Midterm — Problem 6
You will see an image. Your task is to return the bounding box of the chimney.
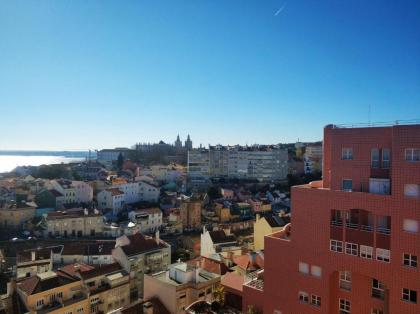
[155,230,160,245]
[31,251,36,261]
[143,301,154,314]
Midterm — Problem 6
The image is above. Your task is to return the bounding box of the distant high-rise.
[185,134,193,150]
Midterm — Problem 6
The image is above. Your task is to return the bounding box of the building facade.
[250,123,420,314]
[44,208,104,238]
[144,262,220,314]
[188,145,288,183]
[112,232,171,300]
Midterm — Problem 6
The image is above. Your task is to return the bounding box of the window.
[311,265,322,278]
[404,184,419,198]
[345,243,358,256]
[198,292,205,297]
[342,148,353,160]
[339,299,350,313]
[403,219,419,233]
[402,288,417,303]
[298,291,309,303]
[382,148,390,168]
[371,148,380,168]
[403,254,417,268]
[330,240,343,253]
[342,179,352,192]
[76,308,84,313]
[405,148,420,161]
[311,295,321,307]
[339,271,351,291]
[360,245,373,259]
[36,299,44,308]
[298,262,309,274]
[372,279,385,300]
[371,309,383,314]
[376,248,390,263]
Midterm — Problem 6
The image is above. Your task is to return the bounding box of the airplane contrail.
[274,2,287,16]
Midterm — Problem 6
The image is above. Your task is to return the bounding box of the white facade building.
[128,208,163,234]
[97,188,125,215]
[50,180,93,205]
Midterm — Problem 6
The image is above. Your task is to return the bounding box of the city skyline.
[1,0,420,150]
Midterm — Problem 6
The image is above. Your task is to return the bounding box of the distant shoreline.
[0,150,96,158]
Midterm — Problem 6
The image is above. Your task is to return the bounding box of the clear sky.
[1,0,419,150]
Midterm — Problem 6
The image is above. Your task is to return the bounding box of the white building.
[97,188,125,215]
[50,179,93,205]
[188,145,288,183]
[138,182,160,203]
[128,208,163,234]
[200,227,240,257]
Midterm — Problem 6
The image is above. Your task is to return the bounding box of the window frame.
[345,242,358,256]
[339,271,351,291]
[298,291,309,303]
[342,148,353,160]
[342,179,353,192]
[330,240,343,253]
[360,245,373,259]
[339,298,351,313]
[402,288,417,304]
[381,148,390,168]
[405,148,420,162]
[403,253,418,268]
[376,248,390,263]
[371,148,380,168]
[311,294,321,307]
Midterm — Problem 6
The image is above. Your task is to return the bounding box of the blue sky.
[0,0,419,150]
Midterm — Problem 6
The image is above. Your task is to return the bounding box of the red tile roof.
[221,272,244,294]
[120,233,168,257]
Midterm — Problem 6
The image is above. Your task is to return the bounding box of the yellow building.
[16,262,130,314]
[17,270,88,314]
[0,201,36,230]
[144,262,220,314]
[215,205,230,223]
[253,214,290,251]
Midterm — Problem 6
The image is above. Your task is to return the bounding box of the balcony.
[38,294,87,314]
[244,270,264,292]
[372,289,385,300]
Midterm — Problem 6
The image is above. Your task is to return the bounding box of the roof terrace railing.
[331,119,420,129]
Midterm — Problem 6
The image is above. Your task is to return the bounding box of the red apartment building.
[244,123,420,314]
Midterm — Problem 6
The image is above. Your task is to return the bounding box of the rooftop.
[120,233,168,257]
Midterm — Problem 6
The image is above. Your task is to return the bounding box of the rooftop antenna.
[368,104,371,125]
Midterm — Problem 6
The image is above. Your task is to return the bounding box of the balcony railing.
[372,289,385,300]
[331,220,343,227]
[376,227,391,235]
[339,281,351,291]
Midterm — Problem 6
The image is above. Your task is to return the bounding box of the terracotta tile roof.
[133,207,162,215]
[105,188,124,196]
[18,273,77,295]
[120,233,168,257]
[221,272,244,294]
[78,263,123,280]
[61,242,114,256]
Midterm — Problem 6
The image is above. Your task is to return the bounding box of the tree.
[212,285,225,306]
[117,153,124,170]
[207,186,222,200]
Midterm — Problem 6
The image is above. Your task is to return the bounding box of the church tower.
[184,134,193,150]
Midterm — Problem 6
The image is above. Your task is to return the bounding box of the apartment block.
[246,123,420,314]
[144,262,220,314]
[187,145,288,183]
[112,232,171,300]
[44,208,104,238]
